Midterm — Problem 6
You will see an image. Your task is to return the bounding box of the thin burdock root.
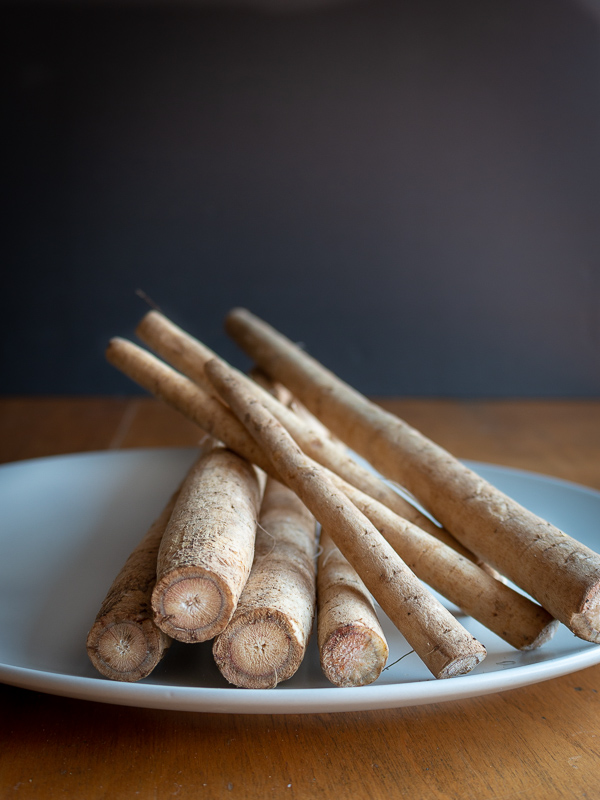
[225,308,600,642]
[205,359,487,680]
[152,445,263,643]
[213,478,317,688]
[106,338,557,651]
[338,480,558,651]
[135,310,478,563]
[317,531,389,687]
[86,490,179,681]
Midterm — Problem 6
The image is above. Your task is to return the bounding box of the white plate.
[1,447,600,714]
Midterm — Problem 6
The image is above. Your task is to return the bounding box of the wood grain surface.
[1,396,600,799]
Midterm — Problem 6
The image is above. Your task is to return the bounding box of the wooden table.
[2,396,600,799]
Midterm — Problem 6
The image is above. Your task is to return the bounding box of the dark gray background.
[3,0,600,397]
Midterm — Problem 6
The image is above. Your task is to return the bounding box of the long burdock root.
[205,359,486,680]
[317,531,389,687]
[87,491,179,681]
[152,446,263,643]
[224,308,600,642]
[337,481,559,651]
[212,478,317,688]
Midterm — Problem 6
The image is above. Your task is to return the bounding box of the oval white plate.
[1,447,599,714]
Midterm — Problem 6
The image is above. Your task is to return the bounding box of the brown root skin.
[152,446,263,643]
[224,308,600,642]
[212,478,317,688]
[204,358,486,680]
[337,481,559,652]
